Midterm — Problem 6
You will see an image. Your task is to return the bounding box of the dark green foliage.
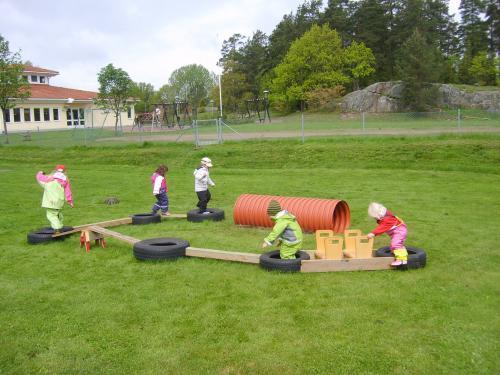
[396,29,442,111]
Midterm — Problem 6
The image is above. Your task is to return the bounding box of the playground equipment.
[233,194,350,232]
[244,93,271,123]
[27,198,425,272]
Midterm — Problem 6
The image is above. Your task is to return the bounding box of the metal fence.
[1,108,498,147]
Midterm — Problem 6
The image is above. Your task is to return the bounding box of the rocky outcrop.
[340,82,500,112]
[438,84,500,111]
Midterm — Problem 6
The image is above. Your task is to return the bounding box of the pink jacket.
[37,171,73,205]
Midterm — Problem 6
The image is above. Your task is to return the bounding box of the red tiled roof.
[22,65,59,75]
[28,84,97,101]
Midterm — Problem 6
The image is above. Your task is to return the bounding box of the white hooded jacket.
[193,166,215,192]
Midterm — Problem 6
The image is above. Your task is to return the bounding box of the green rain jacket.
[37,177,65,209]
[264,210,303,246]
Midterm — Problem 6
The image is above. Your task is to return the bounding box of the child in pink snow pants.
[367,202,408,267]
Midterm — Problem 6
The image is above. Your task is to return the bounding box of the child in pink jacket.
[36,164,73,232]
[367,202,408,267]
[151,165,169,216]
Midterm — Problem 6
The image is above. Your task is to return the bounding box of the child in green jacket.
[36,165,74,232]
[261,200,303,259]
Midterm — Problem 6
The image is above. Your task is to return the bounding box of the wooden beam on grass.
[300,257,393,273]
[87,225,140,245]
[185,247,261,264]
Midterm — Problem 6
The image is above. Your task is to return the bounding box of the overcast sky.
[1,0,462,92]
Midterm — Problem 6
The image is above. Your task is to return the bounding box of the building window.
[40,76,46,84]
[34,108,41,121]
[66,108,85,126]
[24,108,31,122]
[53,108,59,121]
[3,109,10,122]
[31,75,38,83]
[127,106,132,119]
[13,108,21,122]
[43,108,50,121]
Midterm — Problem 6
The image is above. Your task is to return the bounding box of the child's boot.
[392,248,408,268]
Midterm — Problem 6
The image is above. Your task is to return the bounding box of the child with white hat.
[193,157,215,214]
[367,202,408,267]
[36,164,74,233]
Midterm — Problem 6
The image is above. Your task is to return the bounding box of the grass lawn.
[0,134,499,374]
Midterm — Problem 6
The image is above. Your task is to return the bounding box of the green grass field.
[1,134,499,374]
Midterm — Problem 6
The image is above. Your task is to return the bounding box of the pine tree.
[396,29,442,111]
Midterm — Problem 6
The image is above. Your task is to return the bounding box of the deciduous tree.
[96,63,133,134]
[270,24,375,110]
[168,64,215,120]
[0,34,30,144]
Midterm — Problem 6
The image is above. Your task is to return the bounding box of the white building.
[1,65,135,132]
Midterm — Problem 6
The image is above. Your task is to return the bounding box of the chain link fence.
[1,108,498,147]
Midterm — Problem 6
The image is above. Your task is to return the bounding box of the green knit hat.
[267,200,281,216]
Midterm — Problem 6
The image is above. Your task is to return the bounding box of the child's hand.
[69,202,74,208]
[366,233,374,239]
[261,242,269,248]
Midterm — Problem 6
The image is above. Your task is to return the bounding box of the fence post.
[194,120,199,147]
[362,112,365,130]
[457,108,461,130]
[300,100,305,143]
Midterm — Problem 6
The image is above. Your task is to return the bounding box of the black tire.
[259,250,310,272]
[187,208,225,223]
[131,213,161,225]
[375,246,427,269]
[133,237,190,261]
[27,226,74,244]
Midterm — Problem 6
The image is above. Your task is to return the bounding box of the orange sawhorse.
[80,228,106,252]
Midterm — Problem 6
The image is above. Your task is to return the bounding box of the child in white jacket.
[193,157,215,214]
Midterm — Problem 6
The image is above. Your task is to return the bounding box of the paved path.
[98,126,500,143]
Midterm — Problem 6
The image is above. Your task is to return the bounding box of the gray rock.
[340,82,500,112]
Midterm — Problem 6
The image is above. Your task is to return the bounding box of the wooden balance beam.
[300,257,393,273]
[52,213,188,238]
[185,247,261,264]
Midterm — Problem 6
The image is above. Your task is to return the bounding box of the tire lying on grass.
[131,213,161,225]
[133,237,190,261]
[187,208,225,223]
[27,226,74,244]
[375,246,427,269]
[259,250,310,272]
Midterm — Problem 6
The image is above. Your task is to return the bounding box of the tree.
[0,34,30,144]
[270,24,375,110]
[458,0,489,82]
[469,51,497,85]
[131,82,155,113]
[267,1,323,69]
[96,64,133,134]
[485,0,500,57]
[168,64,215,120]
[321,0,356,44]
[396,29,442,111]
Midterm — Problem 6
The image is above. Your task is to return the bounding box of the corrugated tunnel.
[233,194,350,233]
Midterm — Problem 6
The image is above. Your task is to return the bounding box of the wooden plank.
[52,217,133,238]
[87,225,140,245]
[300,257,393,273]
[161,213,187,219]
[74,217,133,229]
[185,247,261,264]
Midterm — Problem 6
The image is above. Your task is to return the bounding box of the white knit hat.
[201,157,213,167]
[368,202,387,220]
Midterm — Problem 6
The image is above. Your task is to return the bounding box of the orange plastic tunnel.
[233,194,350,233]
